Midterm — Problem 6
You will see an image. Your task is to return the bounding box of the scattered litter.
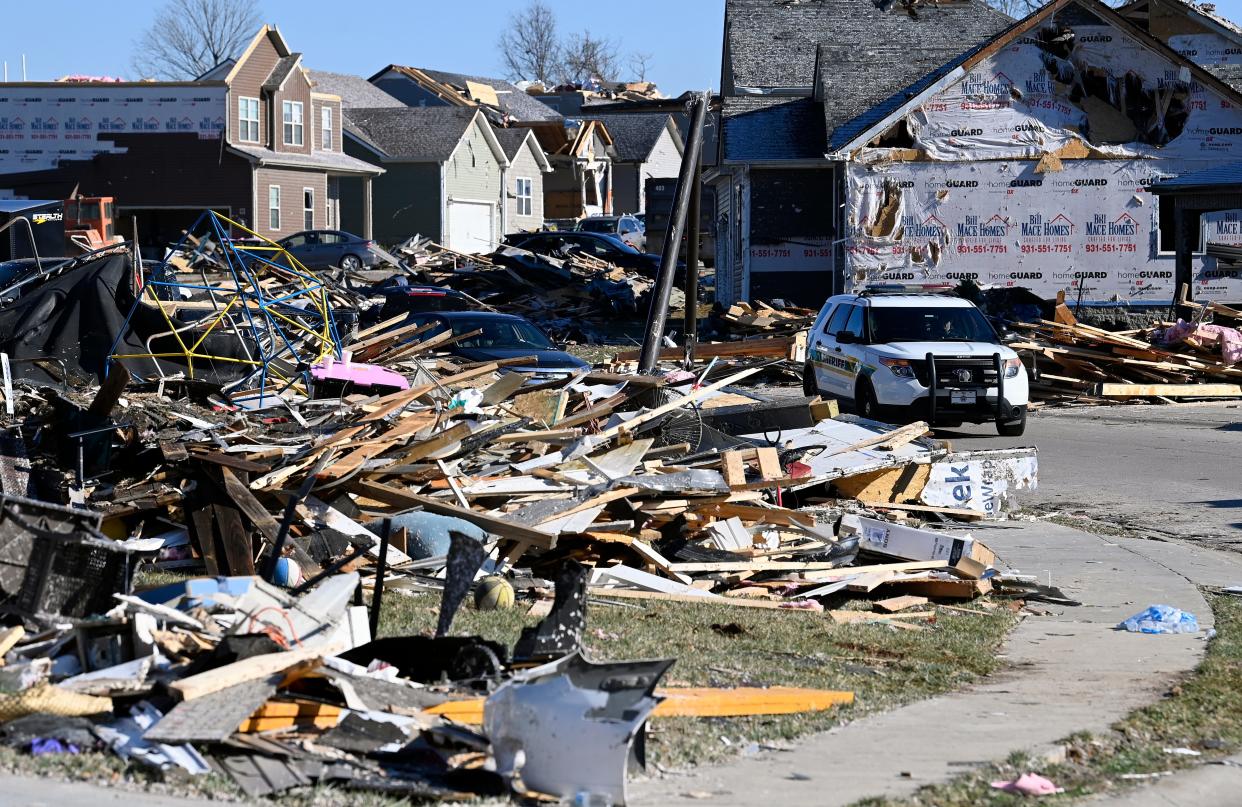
[990,773,1065,795]
[1119,605,1200,634]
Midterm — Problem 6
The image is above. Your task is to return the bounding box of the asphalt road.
[935,401,1242,548]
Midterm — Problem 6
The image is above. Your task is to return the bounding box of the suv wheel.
[802,362,818,397]
[856,378,882,421]
[997,405,1027,437]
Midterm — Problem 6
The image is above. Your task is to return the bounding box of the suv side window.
[825,304,852,336]
[844,305,866,342]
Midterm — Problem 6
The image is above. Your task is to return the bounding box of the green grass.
[855,592,1242,806]
[379,592,1015,769]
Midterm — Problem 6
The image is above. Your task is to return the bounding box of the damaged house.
[714,0,1242,307]
[584,113,684,214]
[367,65,616,221]
[0,26,382,246]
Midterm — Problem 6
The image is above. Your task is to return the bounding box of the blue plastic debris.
[1119,605,1199,634]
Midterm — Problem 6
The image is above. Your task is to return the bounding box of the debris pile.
[393,237,678,342]
[0,215,1041,803]
[1014,295,1242,403]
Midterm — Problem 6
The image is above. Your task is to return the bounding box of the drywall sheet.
[1197,209,1242,300]
[908,11,1242,162]
[845,158,1213,303]
[0,85,226,173]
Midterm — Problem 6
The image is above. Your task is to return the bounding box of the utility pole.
[638,91,709,374]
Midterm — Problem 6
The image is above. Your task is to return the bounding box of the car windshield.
[867,306,998,343]
[450,318,555,349]
[579,219,619,234]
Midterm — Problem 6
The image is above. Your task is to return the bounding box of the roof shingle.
[721,96,826,161]
[725,0,1011,90]
[344,107,477,162]
[581,113,681,162]
[306,69,405,108]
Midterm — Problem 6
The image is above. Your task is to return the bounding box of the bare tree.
[497,0,561,86]
[561,31,622,85]
[629,51,653,83]
[130,0,261,80]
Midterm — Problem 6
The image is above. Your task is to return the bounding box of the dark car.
[278,230,384,271]
[502,231,663,276]
[401,311,589,382]
[361,284,476,329]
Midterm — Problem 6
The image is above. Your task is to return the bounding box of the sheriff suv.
[803,291,1029,436]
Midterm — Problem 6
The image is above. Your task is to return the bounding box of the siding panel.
[255,166,327,239]
[228,34,280,148]
[506,143,545,231]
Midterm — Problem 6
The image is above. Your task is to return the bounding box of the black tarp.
[0,251,251,384]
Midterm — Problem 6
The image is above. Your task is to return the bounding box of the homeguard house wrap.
[713,0,1242,308]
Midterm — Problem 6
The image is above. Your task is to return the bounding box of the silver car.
[278,229,384,271]
[576,215,645,251]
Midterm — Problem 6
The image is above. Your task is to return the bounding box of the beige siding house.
[340,106,509,252]
[495,128,552,233]
[586,114,685,214]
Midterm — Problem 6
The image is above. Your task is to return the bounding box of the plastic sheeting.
[846,158,1191,303]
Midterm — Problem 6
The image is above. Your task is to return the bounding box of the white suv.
[803,292,1029,436]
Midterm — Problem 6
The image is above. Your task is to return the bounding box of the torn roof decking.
[825,0,1242,156]
[724,0,1012,91]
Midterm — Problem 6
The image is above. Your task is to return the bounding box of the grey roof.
[344,106,477,162]
[228,143,382,175]
[1148,162,1242,192]
[1202,63,1242,93]
[823,41,993,151]
[493,127,534,160]
[306,69,404,108]
[418,68,563,122]
[262,54,302,92]
[725,0,1011,90]
[581,113,680,162]
[721,96,826,161]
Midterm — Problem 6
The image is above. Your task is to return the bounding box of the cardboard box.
[846,516,995,575]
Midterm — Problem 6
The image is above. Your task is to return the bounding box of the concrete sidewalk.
[630,522,1242,806]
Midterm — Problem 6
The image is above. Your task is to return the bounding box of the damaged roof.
[581,113,682,162]
[344,107,479,162]
[1148,160,1242,192]
[724,0,1012,90]
[306,70,405,108]
[722,96,827,161]
[374,65,562,123]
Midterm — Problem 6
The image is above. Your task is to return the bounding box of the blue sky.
[0,0,725,93]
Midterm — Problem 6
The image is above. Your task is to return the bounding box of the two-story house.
[0,26,381,249]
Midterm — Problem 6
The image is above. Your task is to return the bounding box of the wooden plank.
[693,502,816,528]
[599,367,763,439]
[214,503,254,576]
[348,480,557,549]
[535,487,638,525]
[721,451,747,488]
[875,595,929,613]
[424,686,854,724]
[218,467,281,541]
[628,538,692,584]
[172,641,348,701]
[1094,383,1242,398]
[380,421,473,468]
[871,502,984,521]
[669,559,949,574]
[756,447,782,480]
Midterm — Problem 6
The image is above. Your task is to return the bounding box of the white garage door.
[447,201,494,254]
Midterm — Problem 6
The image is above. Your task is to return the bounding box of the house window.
[516,177,533,217]
[321,106,332,150]
[283,100,304,146]
[303,188,314,230]
[238,96,259,143]
[268,185,280,231]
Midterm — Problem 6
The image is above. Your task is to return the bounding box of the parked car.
[277,230,384,271]
[400,311,589,383]
[361,283,476,329]
[501,231,668,277]
[576,214,645,250]
[803,290,1030,435]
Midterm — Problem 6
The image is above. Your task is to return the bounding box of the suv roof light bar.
[856,282,958,297]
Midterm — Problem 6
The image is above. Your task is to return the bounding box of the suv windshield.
[578,219,619,234]
[450,317,555,349]
[868,306,998,344]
